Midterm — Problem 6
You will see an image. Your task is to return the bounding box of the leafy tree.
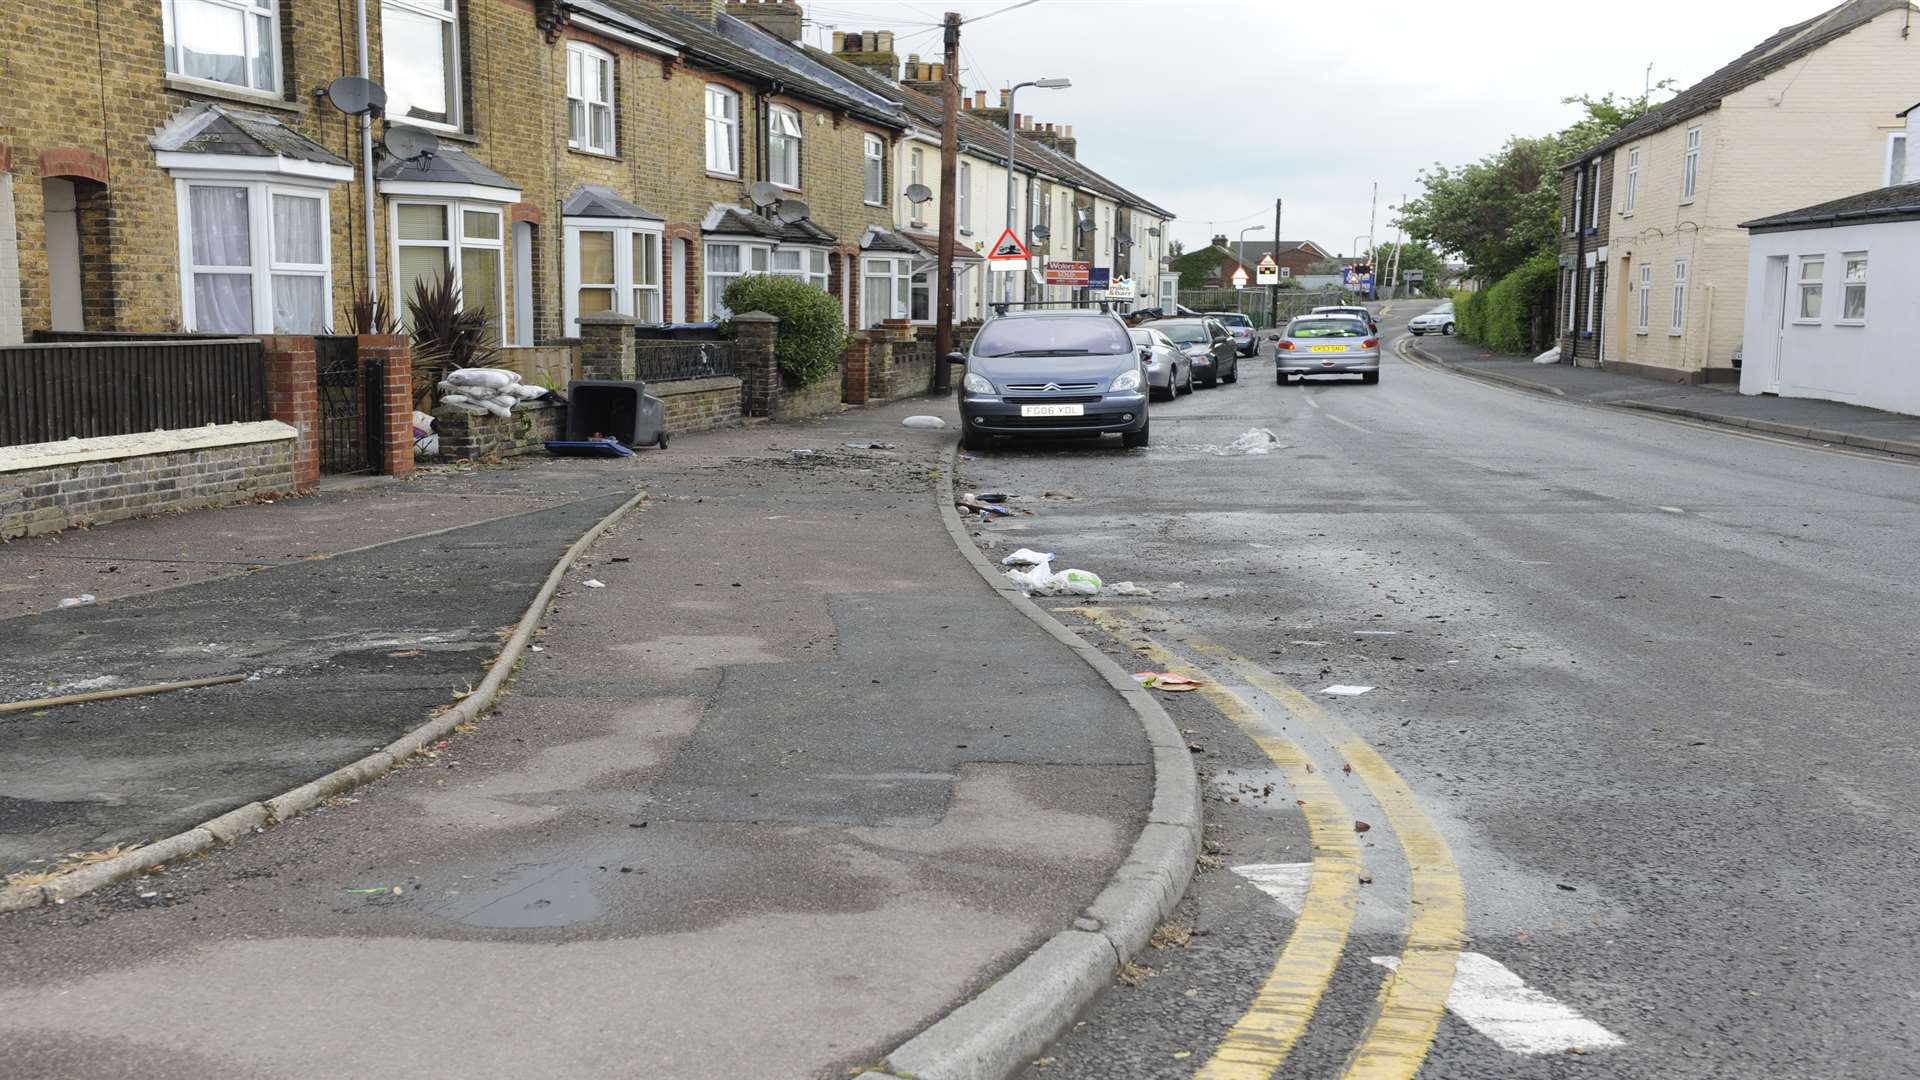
[1396,89,1668,281]
[1170,245,1225,284]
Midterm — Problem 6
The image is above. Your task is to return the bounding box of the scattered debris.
[1135,672,1201,693]
[1004,559,1101,596]
[1321,684,1375,696]
[1354,820,1372,833]
[1105,581,1153,596]
[999,548,1056,567]
[975,492,1017,503]
[57,594,97,608]
[1191,428,1283,456]
[845,441,897,450]
[582,579,607,589]
[902,415,946,429]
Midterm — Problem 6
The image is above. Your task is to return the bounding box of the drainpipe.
[1701,284,1715,384]
[357,0,377,300]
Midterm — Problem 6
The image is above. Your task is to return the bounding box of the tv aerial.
[381,124,439,164]
[748,181,783,208]
[904,183,933,206]
[319,75,387,117]
[775,199,811,224]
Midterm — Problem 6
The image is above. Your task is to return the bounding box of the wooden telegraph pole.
[1268,197,1282,329]
[933,11,961,394]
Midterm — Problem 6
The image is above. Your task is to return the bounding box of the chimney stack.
[658,0,726,26]
[833,25,900,78]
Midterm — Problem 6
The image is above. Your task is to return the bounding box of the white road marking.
[1234,864,1626,1056]
[1324,412,1375,434]
[1304,395,1321,410]
[1372,954,1625,1055]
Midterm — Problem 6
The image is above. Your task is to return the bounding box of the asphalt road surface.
[956,303,1920,1079]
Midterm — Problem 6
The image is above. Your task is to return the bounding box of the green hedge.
[719,275,849,386]
[1453,251,1557,355]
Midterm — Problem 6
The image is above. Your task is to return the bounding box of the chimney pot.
[877,30,893,51]
[974,90,986,108]
[999,88,1010,106]
[906,52,920,65]
[831,30,845,50]
[1064,124,1073,138]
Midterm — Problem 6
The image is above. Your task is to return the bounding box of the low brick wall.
[657,376,742,434]
[772,372,844,422]
[432,402,565,461]
[1,421,297,539]
[879,336,935,402]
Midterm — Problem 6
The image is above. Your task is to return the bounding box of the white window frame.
[566,42,615,156]
[1623,148,1639,215]
[1636,263,1650,334]
[909,264,935,324]
[860,255,911,328]
[771,245,830,293]
[958,161,972,231]
[1587,164,1601,231]
[704,84,740,176]
[1795,255,1825,324]
[1839,251,1867,325]
[389,199,506,338]
[1888,133,1909,187]
[1682,126,1701,203]
[768,104,802,189]
[1571,169,1583,236]
[174,177,334,334]
[162,0,281,95]
[1565,270,1577,332]
[1670,258,1688,336]
[1583,268,1597,334]
[703,240,770,321]
[562,218,665,335]
[382,0,463,133]
[863,134,885,206]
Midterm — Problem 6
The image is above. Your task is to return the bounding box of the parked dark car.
[955,308,1152,450]
[1145,317,1238,388]
[1204,311,1259,356]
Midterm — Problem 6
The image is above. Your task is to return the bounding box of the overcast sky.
[795,0,1825,256]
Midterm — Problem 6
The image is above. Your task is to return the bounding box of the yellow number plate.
[1309,345,1348,353]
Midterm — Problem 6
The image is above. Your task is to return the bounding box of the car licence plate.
[1020,403,1085,418]
[1309,345,1348,353]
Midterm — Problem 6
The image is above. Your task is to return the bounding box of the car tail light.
[1277,340,1294,350]
[1363,338,1378,348]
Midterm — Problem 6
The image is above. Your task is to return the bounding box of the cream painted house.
[1593,0,1919,382]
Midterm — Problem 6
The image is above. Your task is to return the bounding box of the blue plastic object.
[544,438,636,457]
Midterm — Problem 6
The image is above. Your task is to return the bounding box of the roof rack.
[987,299,1129,316]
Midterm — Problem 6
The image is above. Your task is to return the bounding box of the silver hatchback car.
[1275,315,1381,384]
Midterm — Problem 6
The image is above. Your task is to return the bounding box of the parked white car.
[1408,303,1455,336]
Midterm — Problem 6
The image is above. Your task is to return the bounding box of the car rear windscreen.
[1154,323,1209,344]
[1289,319,1368,338]
[973,316,1132,357]
[1214,314,1251,326]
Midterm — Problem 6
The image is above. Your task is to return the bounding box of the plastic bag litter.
[1055,569,1102,595]
[1000,548,1056,567]
[1002,559,1101,596]
[1106,581,1152,596]
[1197,428,1282,456]
[58,594,97,608]
[1533,345,1562,365]
[415,433,441,456]
[902,415,947,429]
[1134,671,1199,692]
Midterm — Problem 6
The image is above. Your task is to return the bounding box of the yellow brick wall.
[1605,8,1919,374]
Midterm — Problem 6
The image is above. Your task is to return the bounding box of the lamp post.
[1003,77,1071,304]
[1237,225,1266,274]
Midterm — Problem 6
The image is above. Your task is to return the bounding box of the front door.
[1763,256,1790,393]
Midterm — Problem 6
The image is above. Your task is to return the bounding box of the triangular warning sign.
[987,227,1031,261]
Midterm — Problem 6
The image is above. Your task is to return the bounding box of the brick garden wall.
[1,427,296,539]
[658,376,743,433]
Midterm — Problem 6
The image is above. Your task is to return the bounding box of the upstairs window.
[1888,133,1908,186]
[1587,164,1600,230]
[1571,169,1584,236]
[566,44,615,155]
[768,105,802,188]
[1636,263,1650,333]
[958,161,972,230]
[164,0,280,93]
[704,85,739,175]
[1682,126,1701,202]
[1623,148,1639,214]
[383,0,462,130]
[863,134,884,205]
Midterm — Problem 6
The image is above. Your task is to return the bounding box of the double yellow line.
[1071,608,1464,1080]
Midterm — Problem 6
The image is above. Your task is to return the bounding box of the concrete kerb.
[1615,399,1920,459]
[1401,338,1564,397]
[0,491,649,915]
[854,442,1203,1080]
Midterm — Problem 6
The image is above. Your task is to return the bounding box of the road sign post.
[988,227,1030,274]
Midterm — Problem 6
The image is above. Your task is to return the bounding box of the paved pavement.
[952,304,1920,1079]
[0,400,1152,1079]
[1407,329,1920,457]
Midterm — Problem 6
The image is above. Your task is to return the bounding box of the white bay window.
[704,241,769,321]
[772,247,829,292]
[861,256,911,328]
[563,219,663,334]
[391,200,505,336]
[175,179,332,334]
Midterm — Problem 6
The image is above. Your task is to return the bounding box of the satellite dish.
[1147,227,1162,237]
[904,183,933,205]
[381,124,439,162]
[1075,217,1094,233]
[1117,235,1134,248]
[1030,225,1051,242]
[324,76,386,116]
[775,199,811,224]
[748,181,782,208]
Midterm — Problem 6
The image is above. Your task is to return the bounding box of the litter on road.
[1134,672,1200,692]
[1000,548,1056,567]
[902,415,946,429]
[1321,684,1375,696]
[582,579,607,589]
[57,594,97,608]
[1004,559,1102,596]
[1188,428,1283,456]
[1105,581,1152,596]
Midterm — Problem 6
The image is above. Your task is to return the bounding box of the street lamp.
[1003,77,1071,303]
[1238,225,1266,271]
